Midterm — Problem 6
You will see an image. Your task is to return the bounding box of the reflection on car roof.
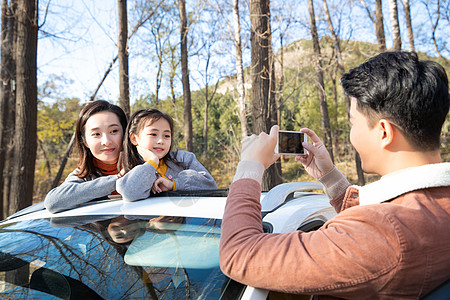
[2,189,231,225]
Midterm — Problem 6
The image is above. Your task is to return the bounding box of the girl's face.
[131,118,172,160]
[84,111,124,165]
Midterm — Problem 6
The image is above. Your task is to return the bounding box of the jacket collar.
[355,162,450,206]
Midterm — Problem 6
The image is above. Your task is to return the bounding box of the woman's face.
[84,111,124,165]
[132,118,172,160]
[107,216,141,244]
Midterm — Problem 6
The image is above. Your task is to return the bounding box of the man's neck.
[378,150,442,176]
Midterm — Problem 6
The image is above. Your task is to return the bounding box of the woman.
[44,100,127,213]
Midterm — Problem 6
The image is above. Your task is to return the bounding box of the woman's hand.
[137,146,160,165]
[152,177,174,193]
[295,128,334,180]
[241,125,281,169]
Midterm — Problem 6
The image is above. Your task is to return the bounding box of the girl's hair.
[75,100,127,179]
[119,109,178,174]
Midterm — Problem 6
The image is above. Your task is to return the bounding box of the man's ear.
[378,119,395,148]
[130,133,138,146]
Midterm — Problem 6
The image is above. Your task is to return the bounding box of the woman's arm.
[44,170,118,213]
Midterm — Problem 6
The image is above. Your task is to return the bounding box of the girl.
[117,109,217,201]
[44,100,127,213]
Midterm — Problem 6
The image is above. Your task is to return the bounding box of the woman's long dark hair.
[119,109,179,174]
[75,100,127,179]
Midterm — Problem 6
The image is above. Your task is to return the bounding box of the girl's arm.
[116,162,159,201]
[44,169,118,213]
[171,151,217,190]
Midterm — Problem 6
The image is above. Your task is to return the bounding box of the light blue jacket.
[117,150,217,202]
[44,169,118,213]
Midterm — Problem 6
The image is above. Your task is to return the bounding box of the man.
[219,51,450,299]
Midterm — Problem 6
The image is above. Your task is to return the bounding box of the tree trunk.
[267,9,282,188]
[329,67,339,154]
[3,140,13,218]
[38,139,51,177]
[249,0,281,190]
[250,0,270,135]
[323,0,345,117]
[232,0,248,138]
[0,0,15,219]
[425,0,446,60]
[276,33,284,126]
[307,0,334,162]
[355,151,365,186]
[154,28,163,106]
[203,56,210,155]
[324,0,363,184]
[168,46,179,119]
[9,0,38,214]
[323,0,339,151]
[360,0,386,52]
[118,0,130,118]
[149,19,165,107]
[203,92,209,155]
[402,0,414,51]
[51,133,75,189]
[375,0,387,52]
[0,0,6,219]
[388,0,402,50]
[179,0,193,152]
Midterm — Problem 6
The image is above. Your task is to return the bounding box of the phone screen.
[277,131,306,155]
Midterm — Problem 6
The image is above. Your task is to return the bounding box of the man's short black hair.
[341,51,449,151]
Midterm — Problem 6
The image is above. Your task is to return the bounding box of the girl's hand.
[152,177,174,193]
[241,125,281,169]
[137,146,159,165]
[295,128,334,180]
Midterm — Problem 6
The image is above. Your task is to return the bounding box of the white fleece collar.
[356,162,450,206]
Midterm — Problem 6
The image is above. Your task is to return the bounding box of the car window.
[0,215,245,299]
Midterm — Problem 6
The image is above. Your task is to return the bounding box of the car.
[0,182,337,299]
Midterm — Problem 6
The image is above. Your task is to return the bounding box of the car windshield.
[0,214,242,299]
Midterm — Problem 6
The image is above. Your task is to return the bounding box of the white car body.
[1,182,336,299]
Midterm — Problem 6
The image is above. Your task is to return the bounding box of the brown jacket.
[219,177,450,299]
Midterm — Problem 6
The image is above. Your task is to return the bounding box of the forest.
[0,0,449,219]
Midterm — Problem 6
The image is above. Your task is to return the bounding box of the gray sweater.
[44,169,118,213]
[116,150,217,201]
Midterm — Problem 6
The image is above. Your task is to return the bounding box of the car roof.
[2,194,229,225]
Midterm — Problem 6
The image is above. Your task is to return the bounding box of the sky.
[38,0,223,105]
[38,1,122,103]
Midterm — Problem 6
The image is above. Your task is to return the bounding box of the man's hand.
[152,177,174,193]
[241,125,281,169]
[295,128,334,180]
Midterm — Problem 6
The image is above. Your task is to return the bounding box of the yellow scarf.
[147,160,174,183]
[151,160,176,189]
[156,160,169,179]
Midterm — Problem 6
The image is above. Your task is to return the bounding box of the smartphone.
[275,130,307,155]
